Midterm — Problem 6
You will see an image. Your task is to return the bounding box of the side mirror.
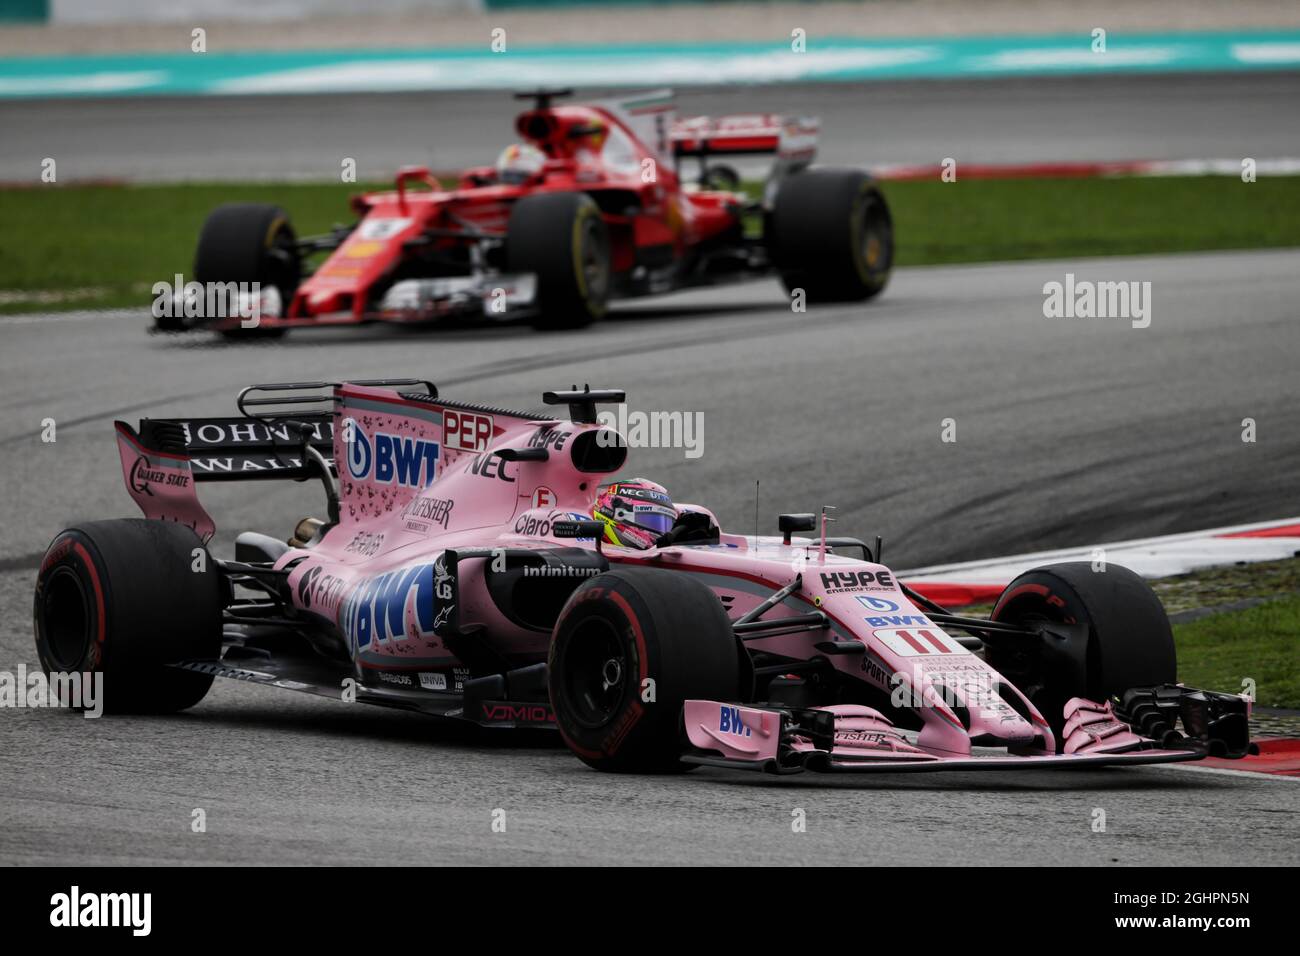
[496,447,548,462]
[778,513,816,544]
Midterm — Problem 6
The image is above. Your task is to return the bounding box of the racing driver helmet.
[592,478,677,550]
[496,143,546,184]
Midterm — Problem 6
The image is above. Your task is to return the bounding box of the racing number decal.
[875,628,969,658]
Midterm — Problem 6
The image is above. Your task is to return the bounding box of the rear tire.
[548,567,739,772]
[769,168,892,302]
[701,164,741,192]
[506,192,611,330]
[989,562,1176,744]
[192,202,298,339]
[33,519,223,713]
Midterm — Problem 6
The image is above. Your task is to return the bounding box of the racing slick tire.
[191,202,299,339]
[33,519,223,713]
[506,192,611,330]
[548,567,739,772]
[988,562,1176,745]
[769,168,893,303]
[701,164,741,192]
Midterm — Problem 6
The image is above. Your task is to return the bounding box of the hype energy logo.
[346,424,440,488]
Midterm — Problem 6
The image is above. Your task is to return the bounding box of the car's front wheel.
[988,562,1176,745]
[191,202,299,339]
[548,567,740,772]
[506,192,611,330]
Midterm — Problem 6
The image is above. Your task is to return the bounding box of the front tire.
[989,562,1176,744]
[506,192,611,330]
[33,519,223,713]
[548,567,740,772]
[769,168,893,303]
[192,202,298,339]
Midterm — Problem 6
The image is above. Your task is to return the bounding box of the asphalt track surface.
[1,249,1298,865]
[4,72,1300,182]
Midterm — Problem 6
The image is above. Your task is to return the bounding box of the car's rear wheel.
[700,164,741,192]
[548,567,740,772]
[191,202,299,339]
[988,562,1176,746]
[506,192,611,330]
[769,168,892,303]
[33,519,223,713]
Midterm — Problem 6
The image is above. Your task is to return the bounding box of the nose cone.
[913,659,1040,748]
[968,709,1037,747]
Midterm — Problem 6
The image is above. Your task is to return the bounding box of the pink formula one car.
[33,381,1251,773]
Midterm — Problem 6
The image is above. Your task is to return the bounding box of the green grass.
[883,175,1300,265]
[1173,594,1300,709]
[2,175,1300,313]
[1152,556,1300,616]
[0,180,392,314]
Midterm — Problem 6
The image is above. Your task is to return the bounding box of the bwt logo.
[719,705,752,736]
[346,426,440,488]
[343,563,441,649]
[865,614,932,628]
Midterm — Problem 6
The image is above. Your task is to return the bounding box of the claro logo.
[50,886,151,936]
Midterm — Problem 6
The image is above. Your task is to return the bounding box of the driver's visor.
[613,499,676,535]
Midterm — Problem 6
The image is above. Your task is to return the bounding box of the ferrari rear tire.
[506,192,611,330]
[770,168,892,303]
[193,202,298,339]
[548,567,739,772]
[33,519,223,713]
[701,164,741,192]
[989,562,1176,745]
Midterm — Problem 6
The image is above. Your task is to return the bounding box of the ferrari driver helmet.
[592,478,677,550]
[496,143,546,184]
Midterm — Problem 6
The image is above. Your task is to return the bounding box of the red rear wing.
[671,114,819,161]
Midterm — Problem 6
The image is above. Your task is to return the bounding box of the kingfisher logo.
[346,426,440,488]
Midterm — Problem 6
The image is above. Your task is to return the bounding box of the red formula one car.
[156,89,893,337]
